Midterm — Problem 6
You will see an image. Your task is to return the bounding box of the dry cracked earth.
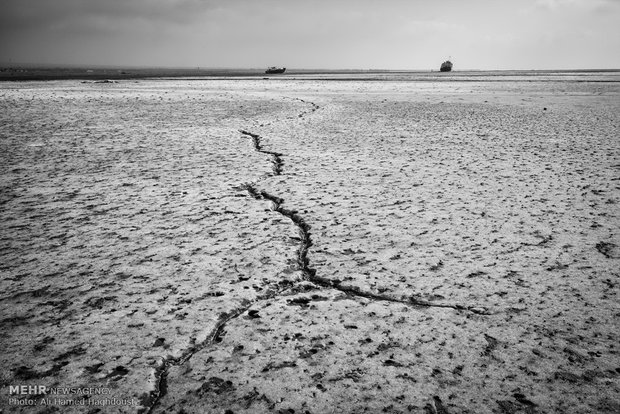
[0,77,619,414]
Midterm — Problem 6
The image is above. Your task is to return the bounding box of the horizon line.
[1,63,620,73]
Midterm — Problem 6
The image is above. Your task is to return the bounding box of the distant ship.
[440,60,453,72]
[265,67,286,74]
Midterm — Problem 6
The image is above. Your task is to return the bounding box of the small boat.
[265,67,286,74]
[440,60,453,72]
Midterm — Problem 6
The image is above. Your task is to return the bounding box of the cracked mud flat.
[1,75,619,413]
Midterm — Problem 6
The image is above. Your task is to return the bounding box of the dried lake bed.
[0,73,619,413]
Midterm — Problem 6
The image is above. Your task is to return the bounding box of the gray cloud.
[0,0,217,33]
[1,0,618,69]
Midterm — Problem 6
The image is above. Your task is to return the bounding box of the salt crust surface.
[0,78,618,413]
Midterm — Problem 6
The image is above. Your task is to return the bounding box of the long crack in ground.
[240,126,492,315]
[2,78,618,414]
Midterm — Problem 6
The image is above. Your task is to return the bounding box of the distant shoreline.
[1,67,619,82]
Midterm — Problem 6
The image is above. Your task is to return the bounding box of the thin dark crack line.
[146,98,488,413]
[143,310,243,414]
[146,281,312,414]
[143,100,321,414]
[290,97,320,118]
[241,183,491,316]
[240,130,283,175]
[143,282,297,414]
[239,120,491,315]
[277,97,320,119]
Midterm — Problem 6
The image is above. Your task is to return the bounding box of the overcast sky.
[1,0,619,70]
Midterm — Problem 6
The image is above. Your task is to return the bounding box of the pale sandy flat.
[0,75,619,413]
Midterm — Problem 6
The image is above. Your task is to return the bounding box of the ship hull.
[265,68,286,74]
[440,61,453,72]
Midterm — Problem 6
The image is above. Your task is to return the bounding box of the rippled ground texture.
[1,75,619,413]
